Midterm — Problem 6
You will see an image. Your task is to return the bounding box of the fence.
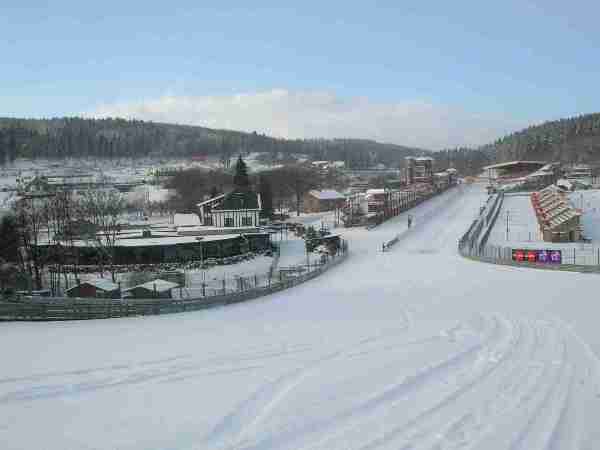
[458,195,600,272]
[366,184,458,230]
[0,241,349,321]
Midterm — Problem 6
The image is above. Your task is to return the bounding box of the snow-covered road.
[2,184,600,450]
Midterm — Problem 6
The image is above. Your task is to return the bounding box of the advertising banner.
[511,249,562,264]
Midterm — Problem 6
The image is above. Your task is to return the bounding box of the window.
[242,216,253,226]
[224,217,234,227]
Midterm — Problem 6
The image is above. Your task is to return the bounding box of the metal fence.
[0,241,349,321]
[458,196,600,271]
[460,240,600,268]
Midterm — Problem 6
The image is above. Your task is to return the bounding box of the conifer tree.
[233,155,249,189]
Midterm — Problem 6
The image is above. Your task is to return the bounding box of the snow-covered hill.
[2,184,600,450]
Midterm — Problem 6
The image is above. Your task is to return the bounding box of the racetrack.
[2,184,600,450]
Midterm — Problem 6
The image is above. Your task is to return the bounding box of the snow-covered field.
[571,189,600,242]
[487,194,543,246]
[3,184,600,449]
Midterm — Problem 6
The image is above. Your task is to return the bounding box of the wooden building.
[302,190,346,213]
[37,233,271,266]
[66,279,121,299]
[531,185,582,242]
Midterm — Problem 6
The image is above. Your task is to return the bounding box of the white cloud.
[88,89,523,150]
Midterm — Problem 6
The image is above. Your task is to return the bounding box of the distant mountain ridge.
[0,117,431,169]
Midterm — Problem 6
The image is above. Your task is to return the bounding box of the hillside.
[481,112,600,164]
[0,117,430,169]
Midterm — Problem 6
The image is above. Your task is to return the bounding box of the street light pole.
[506,210,510,241]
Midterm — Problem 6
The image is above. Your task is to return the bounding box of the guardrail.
[458,194,600,273]
[0,244,349,321]
[477,192,504,253]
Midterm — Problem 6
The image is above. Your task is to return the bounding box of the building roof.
[66,278,119,293]
[213,190,260,211]
[197,194,225,208]
[126,279,179,293]
[483,161,547,171]
[307,189,345,200]
[174,213,201,227]
[57,234,239,248]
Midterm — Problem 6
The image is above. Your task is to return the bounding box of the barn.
[66,279,121,299]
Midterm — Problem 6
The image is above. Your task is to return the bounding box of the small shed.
[303,190,346,213]
[124,279,179,299]
[66,279,121,299]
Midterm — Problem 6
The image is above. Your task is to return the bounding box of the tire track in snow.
[415,322,571,450]
[506,338,570,450]
[350,315,524,450]
[201,325,413,450]
[461,319,569,450]
[412,319,541,450]
[227,315,504,450]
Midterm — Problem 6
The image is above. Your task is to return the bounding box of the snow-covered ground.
[3,184,600,449]
[570,189,600,242]
[486,191,600,264]
[487,194,542,245]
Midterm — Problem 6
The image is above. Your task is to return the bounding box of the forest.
[0,117,428,169]
[3,113,599,176]
[481,112,600,164]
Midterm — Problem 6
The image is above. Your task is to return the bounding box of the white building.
[197,190,262,228]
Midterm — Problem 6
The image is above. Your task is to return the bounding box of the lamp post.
[506,210,510,241]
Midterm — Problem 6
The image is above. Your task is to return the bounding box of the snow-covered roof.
[126,279,179,293]
[483,160,546,171]
[197,194,225,208]
[173,213,201,227]
[365,189,385,195]
[556,179,573,190]
[66,278,119,293]
[308,190,345,200]
[61,234,239,248]
[177,225,260,236]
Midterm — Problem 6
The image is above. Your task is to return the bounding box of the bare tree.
[77,189,125,282]
[13,193,52,290]
[279,167,320,216]
[44,191,78,294]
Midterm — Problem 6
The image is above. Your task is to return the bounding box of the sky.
[2,1,600,149]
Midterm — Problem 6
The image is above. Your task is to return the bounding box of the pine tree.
[233,155,249,189]
[258,174,273,218]
[0,214,18,262]
[8,128,18,162]
[0,130,5,165]
[304,226,319,253]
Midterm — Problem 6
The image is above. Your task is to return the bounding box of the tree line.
[480,112,600,164]
[0,117,430,168]
[0,190,126,294]
[166,162,322,217]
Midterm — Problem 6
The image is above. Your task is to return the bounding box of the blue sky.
[2,1,600,148]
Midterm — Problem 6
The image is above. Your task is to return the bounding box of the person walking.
[407,215,413,229]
